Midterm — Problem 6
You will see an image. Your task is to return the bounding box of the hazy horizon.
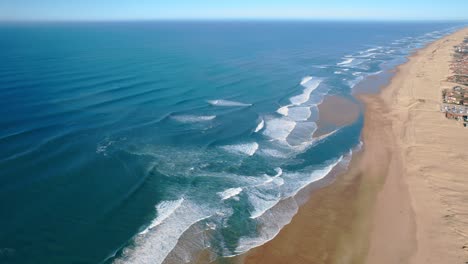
[1,18,468,23]
[2,0,467,22]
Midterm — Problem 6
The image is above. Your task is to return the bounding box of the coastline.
[237,27,468,264]
[366,26,468,264]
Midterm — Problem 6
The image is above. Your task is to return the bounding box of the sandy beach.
[238,27,468,264]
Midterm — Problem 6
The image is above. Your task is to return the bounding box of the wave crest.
[207,99,252,107]
[220,142,259,156]
[171,115,216,123]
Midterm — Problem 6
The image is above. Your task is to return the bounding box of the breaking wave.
[290,78,322,105]
[171,115,216,123]
[115,200,213,264]
[261,76,324,156]
[337,57,355,66]
[262,118,297,142]
[236,156,344,253]
[110,26,462,264]
[139,198,185,235]
[300,75,313,85]
[207,99,252,107]
[254,118,265,133]
[220,142,259,156]
[218,188,243,201]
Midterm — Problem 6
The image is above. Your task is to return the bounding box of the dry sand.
[237,27,468,264]
[366,27,468,264]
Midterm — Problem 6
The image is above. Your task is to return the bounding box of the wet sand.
[238,28,468,264]
[314,96,360,137]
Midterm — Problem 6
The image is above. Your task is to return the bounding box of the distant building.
[444,91,463,104]
[441,39,468,126]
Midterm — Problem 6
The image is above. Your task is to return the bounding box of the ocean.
[0,21,464,263]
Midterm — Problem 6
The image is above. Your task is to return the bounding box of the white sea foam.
[247,188,281,219]
[290,78,322,105]
[311,65,328,69]
[354,140,364,153]
[264,76,323,153]
[115,200,212,264]
[262,167,284,185]
[274,177,284,187]
[286,122,317,147]
[283,156,343,198]
[358,52,377,58]
[171,115,216,123]
[275,77,322,123]
[337,58,355,66]
[287,106,311,121]
[220,142,259,156]
[218,188,243,200]
[300,75,313,86]
[276,105,289,116]
[206,222,217,230]
[346,69,383,90]
[237,198,299,253]
[139,198,185,235]
[259,148,288,158]
[237,157,343,253]
[262,118,296,142]
[207,99,251,107]
[362,47,381,53]
[273,167,283,177]
[348,75,365,88]
[254,118,265,132]
[254,158,341,221]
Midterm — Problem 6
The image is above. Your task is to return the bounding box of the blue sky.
[1,0,467,21]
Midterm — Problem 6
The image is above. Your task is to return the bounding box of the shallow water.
[0,21,463,264]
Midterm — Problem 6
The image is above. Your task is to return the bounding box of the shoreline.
[366,26,468,264]
[236,27,468,264]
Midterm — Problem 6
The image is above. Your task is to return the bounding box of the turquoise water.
[0,21,463,263]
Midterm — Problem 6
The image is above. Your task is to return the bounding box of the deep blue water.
[0,21,464,264]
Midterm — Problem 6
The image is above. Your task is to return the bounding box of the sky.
[1,0,467,21]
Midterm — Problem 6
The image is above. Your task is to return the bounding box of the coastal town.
[441,36,468,127]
